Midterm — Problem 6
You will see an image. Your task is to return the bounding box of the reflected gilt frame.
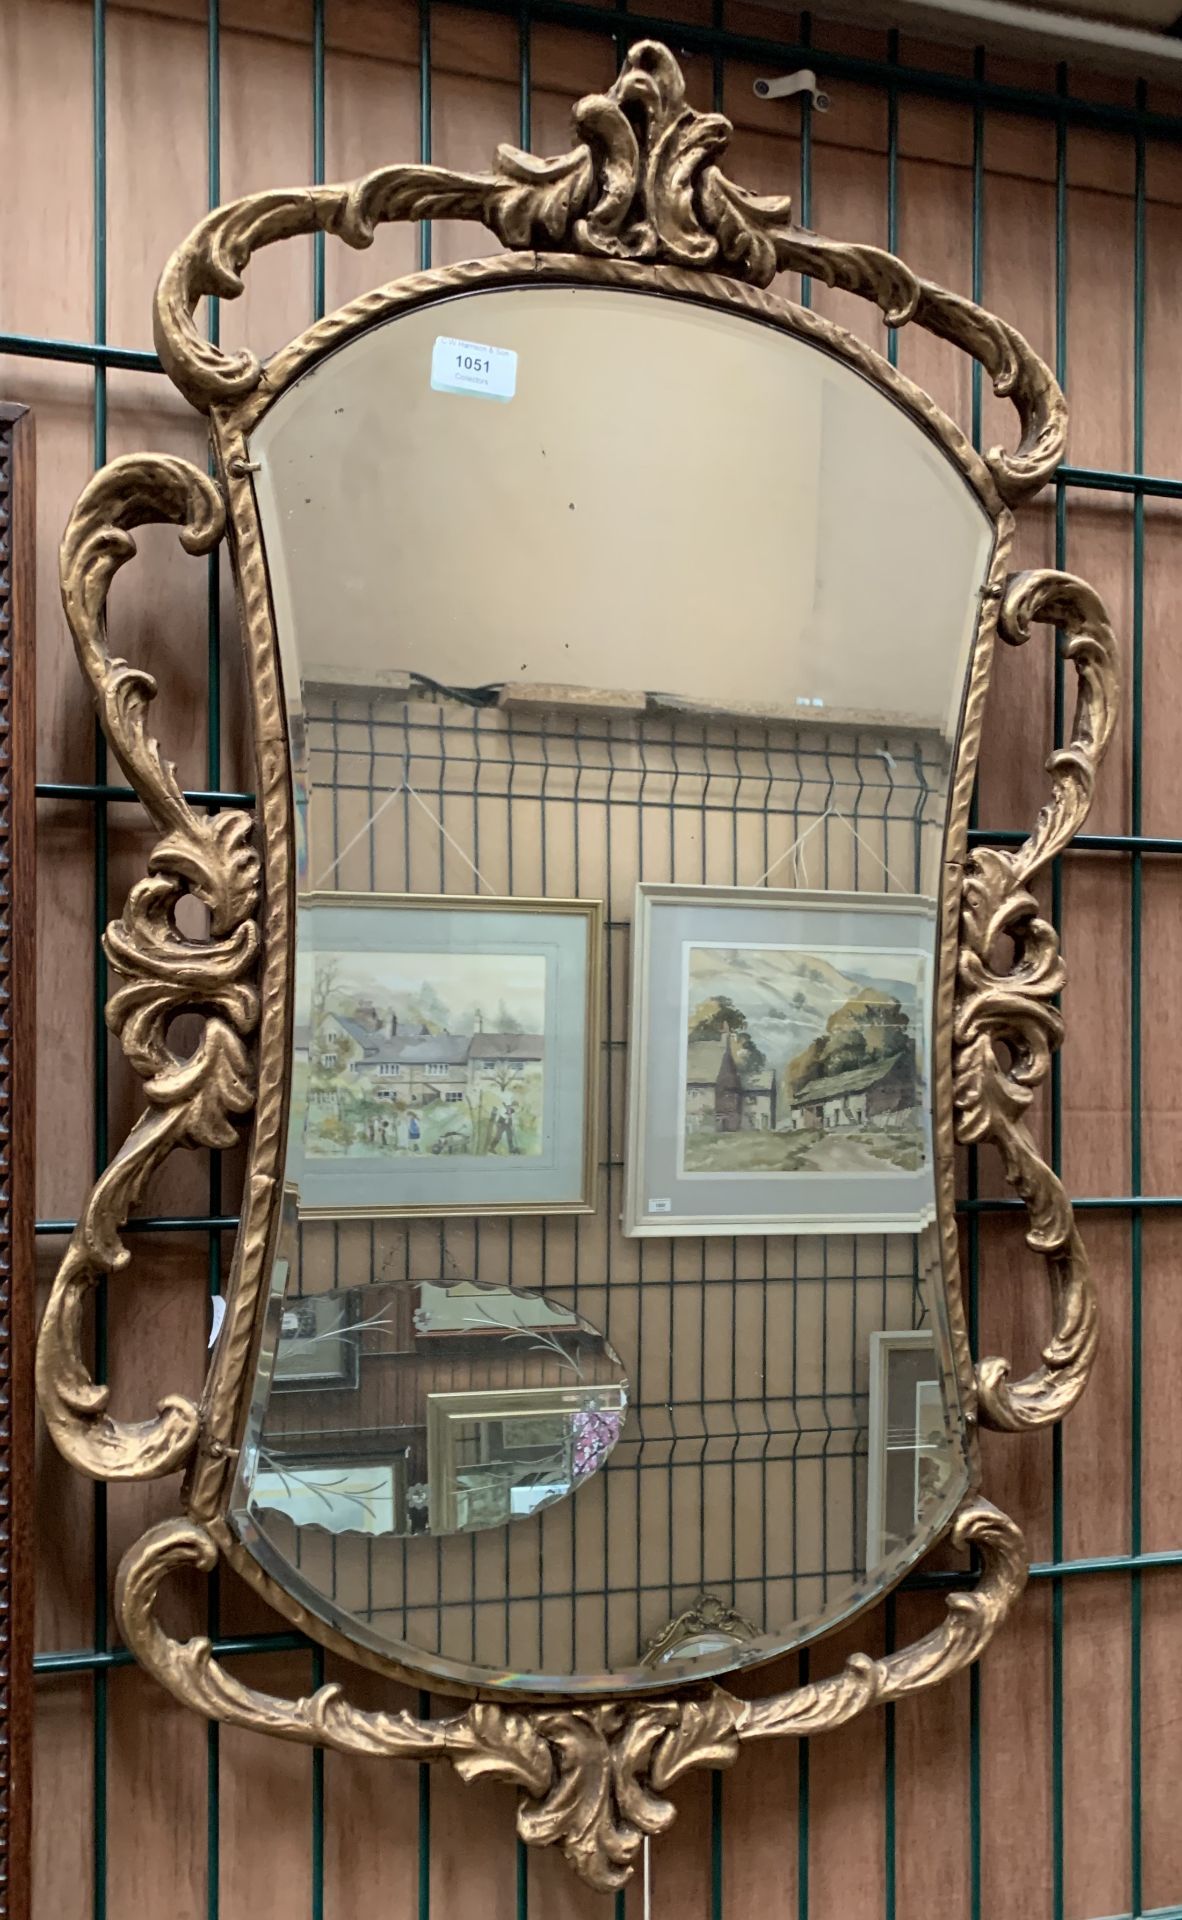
[36,42,1118,1892]
[425,1383,629,1534]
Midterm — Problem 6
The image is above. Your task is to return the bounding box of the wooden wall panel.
[4,0,1176,1914]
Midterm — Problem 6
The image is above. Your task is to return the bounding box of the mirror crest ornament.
[38,41,1117,1892]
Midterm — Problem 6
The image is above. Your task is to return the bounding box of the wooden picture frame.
[0,400,35,1920]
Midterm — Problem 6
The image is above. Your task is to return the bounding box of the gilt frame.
[35,41,1118,1892]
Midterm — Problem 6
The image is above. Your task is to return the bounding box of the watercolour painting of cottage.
[680,943,927,1178]
[625,885,937,1238]
[289,895,601,1218]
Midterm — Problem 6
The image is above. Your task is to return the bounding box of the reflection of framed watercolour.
[289,893,602,1218]
[273,1286,362,1391]
[623,884,936,1237]
[426,1384,627,1534]
[865,1330,958,1564]
[250,1458,409,1536]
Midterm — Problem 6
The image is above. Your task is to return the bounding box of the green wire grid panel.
[6,1,1181,1915]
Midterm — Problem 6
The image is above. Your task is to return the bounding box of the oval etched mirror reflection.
[229,277,996,1692]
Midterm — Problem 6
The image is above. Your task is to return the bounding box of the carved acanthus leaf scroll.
[116,1497,1021,1892]
[739,1496,1026,1737]
[954,569,1119,1430]
[153,40,1063,502]
[35,457,261,1479]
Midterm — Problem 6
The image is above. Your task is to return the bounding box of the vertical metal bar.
[1130,76,1147,1920]
[312,0,326,321]
[798,12,812,308]
[797,1647,810,1920]
[884,1593,896,1920]
[711,0,724,116]
[518,0,531,149]
[418,1688,432,1920]
[205,0,222,792]
[311,1647,325,1920]
[613,0,628,74]
[885,30,899,370]
[711,1767,724,1920]
[970,47,985,448]
[968,1661,981,1920]
[1050,64,1069,1920]
[90,5,110,1917]
[206,2,221,352]
[418,0,432,272]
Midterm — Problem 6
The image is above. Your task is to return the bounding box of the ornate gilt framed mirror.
[37,41,1118,1893]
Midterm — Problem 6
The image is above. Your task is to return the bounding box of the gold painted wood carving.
[38,40,1118,1892]
[155,40,1061,502]
[37,458,259,1481]
[115,1496,1023,1891]
[956,570,1117,1429]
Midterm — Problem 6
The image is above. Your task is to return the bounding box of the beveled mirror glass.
[39,39,1117,1891]
[225,278,991,1690]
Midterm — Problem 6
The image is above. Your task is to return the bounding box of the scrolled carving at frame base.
[154,39,1063,502]
[737,1496,1027,1740]
[115,1497,1024,1892]
[954,569,1119,1430]
[35,456,262,1480]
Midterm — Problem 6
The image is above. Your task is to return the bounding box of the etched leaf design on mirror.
[235,1277,628,1556]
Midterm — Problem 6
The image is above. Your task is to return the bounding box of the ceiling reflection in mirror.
[231,279,996,1692]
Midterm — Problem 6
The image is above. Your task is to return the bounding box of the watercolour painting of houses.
[298,951,547,1159]
[289,895,601,1220]
[680,943,926,1178]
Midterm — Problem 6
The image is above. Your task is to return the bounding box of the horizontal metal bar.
[1031,1548,1182,1581]
[905,1545,1182,1593]
[968,827,1182,856]
[0,330,162,375]
[35,1544,1181,1674]
[36,1213,239,1237]
[37,781,254,807]
[431,0,1182,137]
[3,331,1181,519]
[38,1194,1178,1238]
[35,1629,309,1675]
[39,791,1182,857]
[1060,464,1182,502]
[960,1195,1182,1214]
